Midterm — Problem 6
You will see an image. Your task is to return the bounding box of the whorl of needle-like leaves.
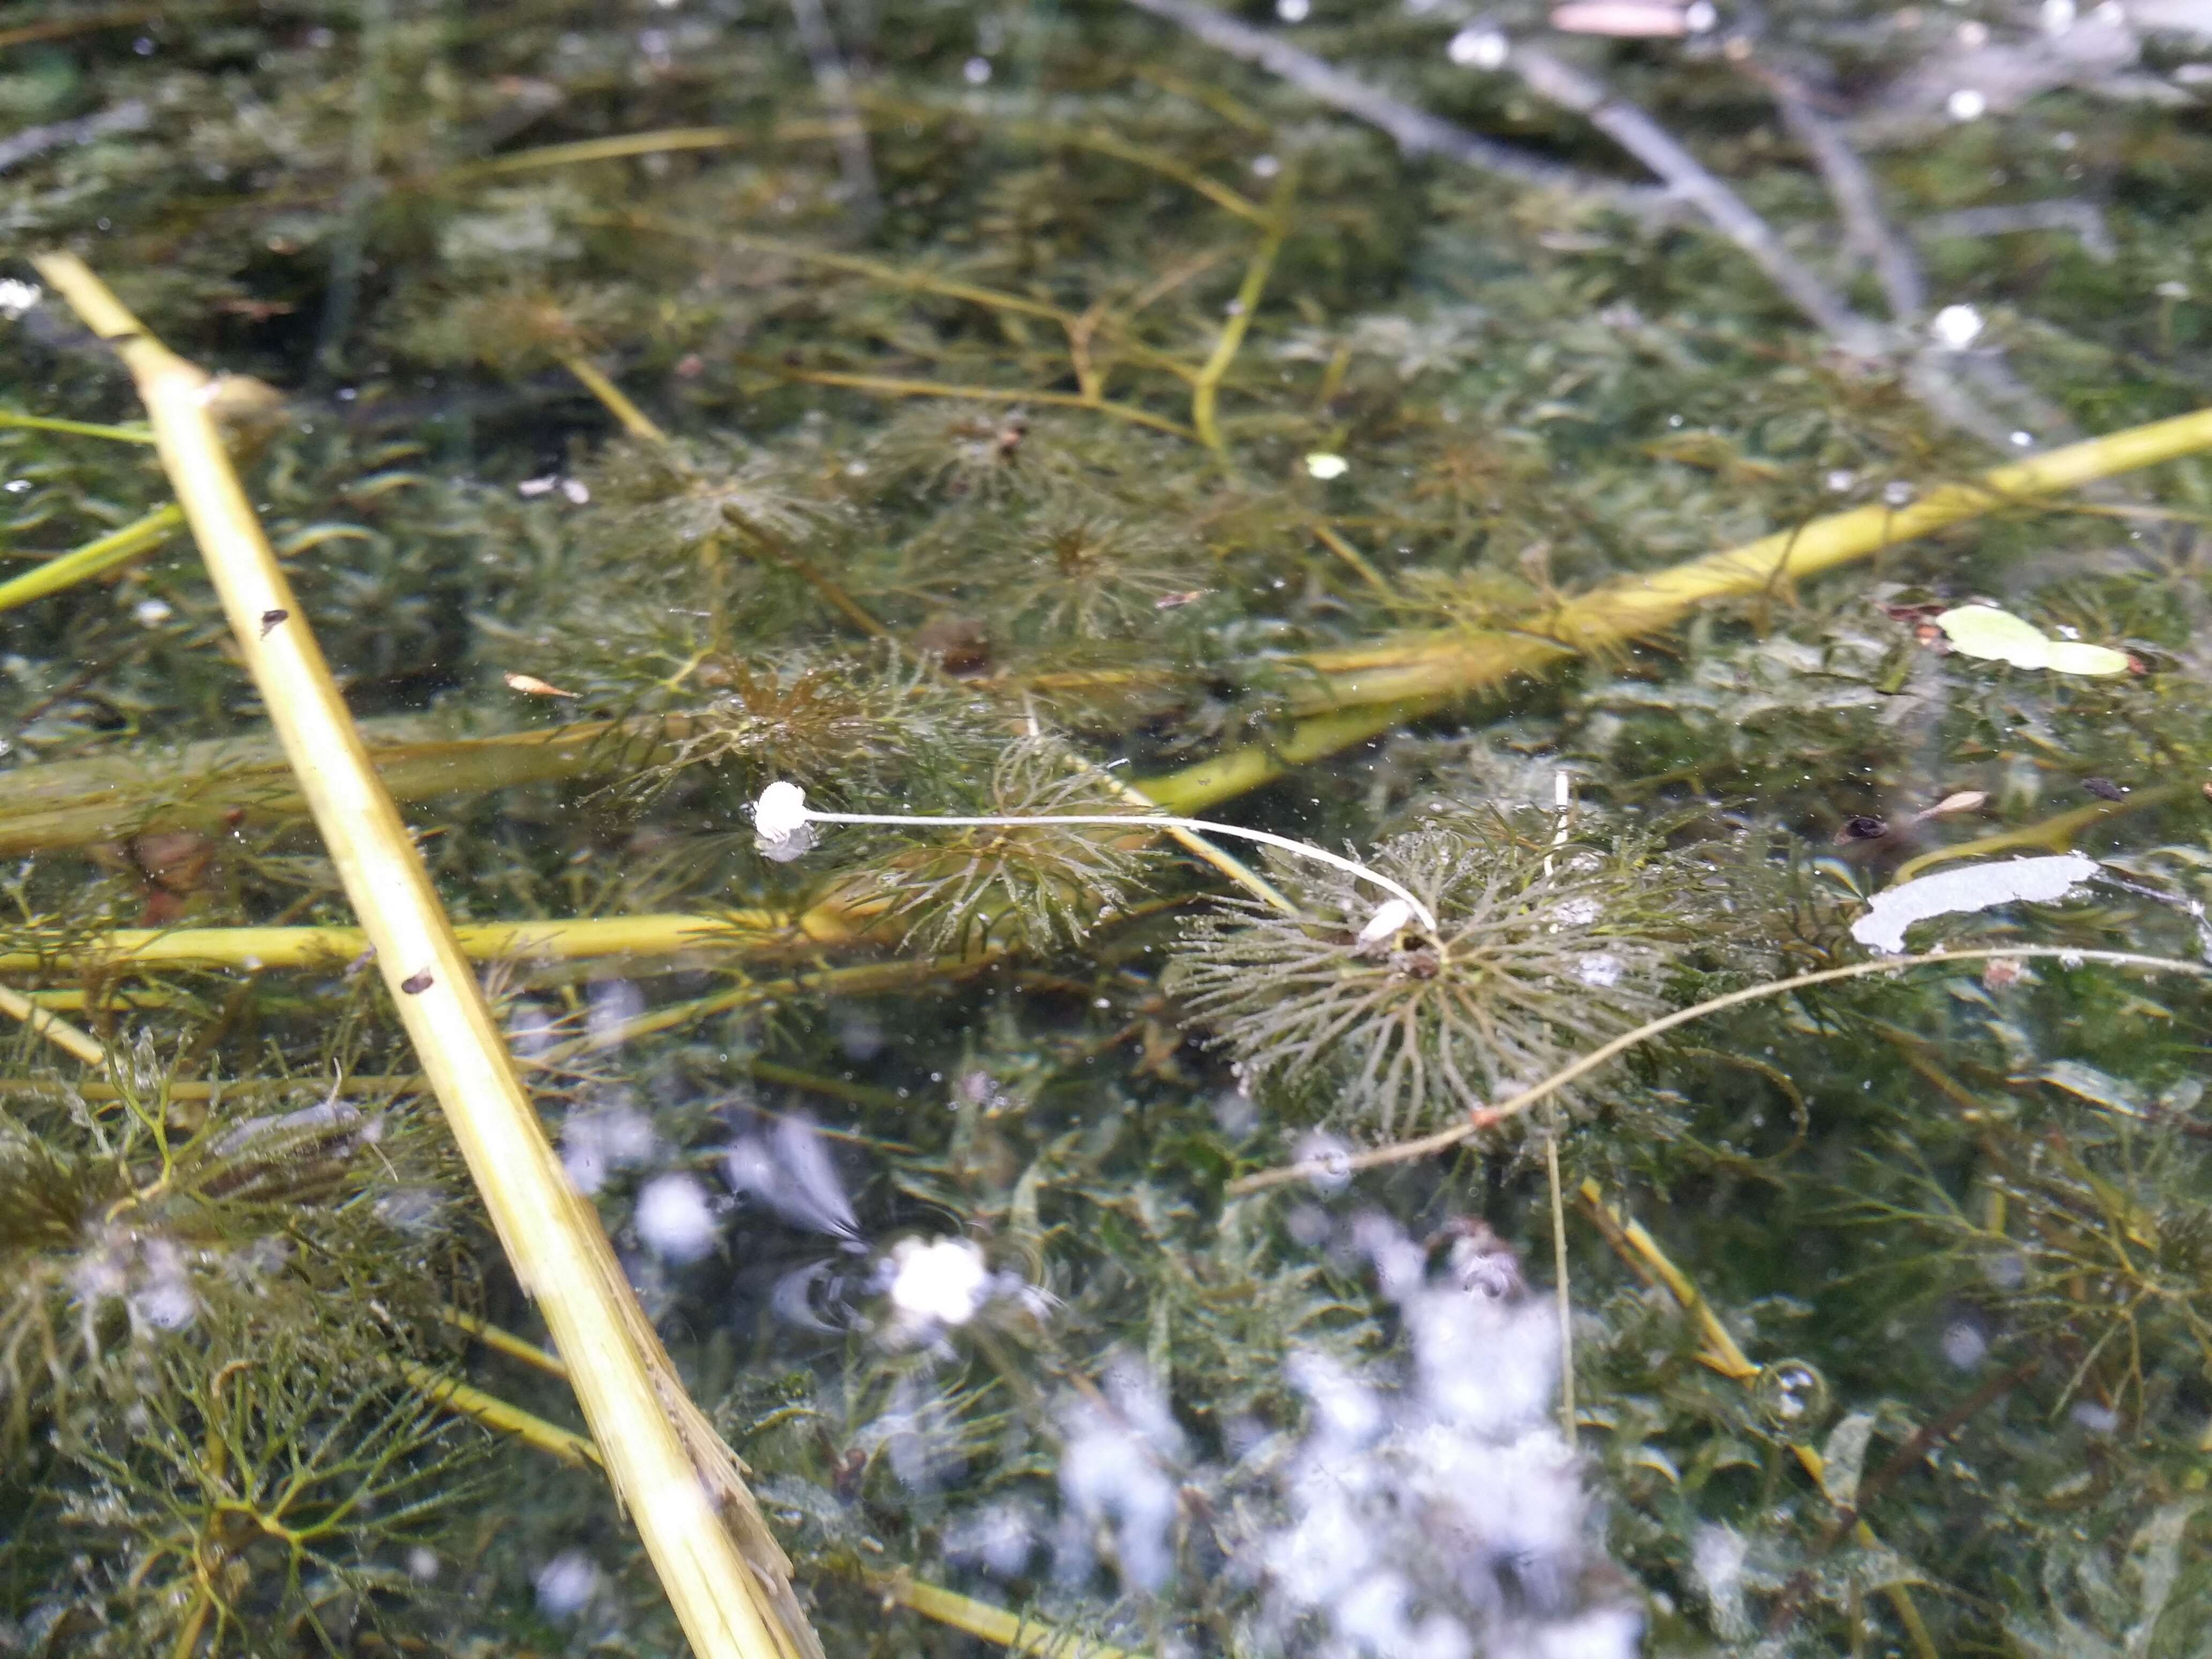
[0,1037,463,1447]
[1175,814,1690,1139]
[641,649,975,804]
[822,736,1169,955]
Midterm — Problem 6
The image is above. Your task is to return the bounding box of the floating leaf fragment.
[1915,790,1988,821]
[504,671,579,698]
[2026,1060,2146,1118]
[1850,853,2101,953]
[1932,606,2129,676]
[2044,639,2132,676]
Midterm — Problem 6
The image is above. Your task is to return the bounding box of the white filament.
[751,781,1441,936]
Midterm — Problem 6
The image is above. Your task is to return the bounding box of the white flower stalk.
[750,781,1440,937]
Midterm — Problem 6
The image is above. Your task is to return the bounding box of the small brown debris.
[399,969,434,995]
[1982,957,2027,991]
[503,671,579,698]
[1154,589,1211,610]
[2082,776,2128,802]
[258,608,288,638]
[912,615,991,676]
[1834,815,1890,844]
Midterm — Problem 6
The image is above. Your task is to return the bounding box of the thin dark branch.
[1508,44,1888,356]
[789,0,883,227]
[0,100,148,177]
[1754,62,1927,323]
[1119,0,1655,205]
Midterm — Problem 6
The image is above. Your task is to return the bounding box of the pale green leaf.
[2045,640,2131,677]
[1936,604,2051,668]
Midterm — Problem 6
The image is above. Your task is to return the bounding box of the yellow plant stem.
[1137,700,1428,816]
[723,508,895,642]
[0,910,866,976]
[1310,521,1398,599]
[0,409,155,444]
[0,981,109,1066]
[1577,1180,1754,1378]
[1190,168,1292,457]
[882,1577,1141,1657]
[758,361,1198,442]
[556,350,669,443]
[1227,946,2212,1196]
[399,1359,603,1468]
[863,93,1267,226]
[1286,402,2212,714]
[411,1356,1141,1657]
[433,126,753,183]
[32,252,817,1659]
[0,504,184,614]
[0,1073,422,1101]
[1141,402,2212,808]
[0,716,666,857]
[1890,782,2190,884]
[438,1306,571,1380]
[1579,1181,1940,1659]
[715,231,1199,386]
[543,951,1005,1063]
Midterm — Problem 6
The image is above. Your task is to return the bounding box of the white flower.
[1356,898,1416,948]
[752,780,817,861]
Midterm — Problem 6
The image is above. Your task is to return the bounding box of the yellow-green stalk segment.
[1143,402,2212,811]
[30,251,820,1659]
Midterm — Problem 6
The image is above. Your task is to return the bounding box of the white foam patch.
[1850,854,2099,954]
[634,1171,720,1264]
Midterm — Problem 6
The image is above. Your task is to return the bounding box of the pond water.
[4,0,2212,1653]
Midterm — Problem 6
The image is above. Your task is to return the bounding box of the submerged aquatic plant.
[8,0,2212,1647]
[1175,815,1690,1137]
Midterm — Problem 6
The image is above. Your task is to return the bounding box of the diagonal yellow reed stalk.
[1140,400,2212,813]
[30,251,819,1659]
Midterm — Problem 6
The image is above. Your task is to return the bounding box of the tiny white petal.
[1357,898,1416,945]
[753,780,812,845]
[1304,452,1350,480]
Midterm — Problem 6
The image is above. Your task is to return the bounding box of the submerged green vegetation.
[4,0,2212,1651]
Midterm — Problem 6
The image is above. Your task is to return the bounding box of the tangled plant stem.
[1227,947,2212,1195]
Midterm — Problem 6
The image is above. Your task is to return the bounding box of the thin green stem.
[1191,168,1294,457]
[0,504,184,614]
[0,410,155,443]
